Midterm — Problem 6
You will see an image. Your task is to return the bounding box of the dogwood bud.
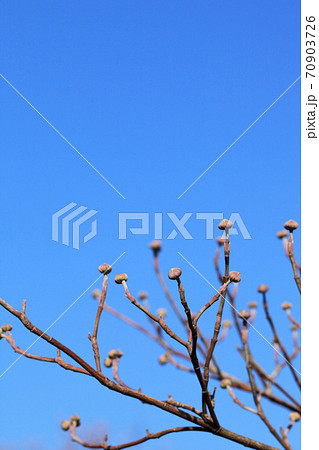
[104,357,112,368]
[108,349,123,359]
[115,273,128,284]
[229,271,241,283]
[149,240,162,254]
[220,379,232,389]
[218,219,233,230]
[257,284,269,293]
[277,230,288,239]
[91,289,101,299]
[61,420,70,431]
[159,354,168,365]
[168,268,182,280]
[98,263,112,275]
[157,308,167,318]
[138,291,148,300]
[70,414,81,427]
[281,302,292,311]
[284,220,298,232]
[238,310,251,321]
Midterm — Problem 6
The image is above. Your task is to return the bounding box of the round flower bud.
[149,240,162,254]
[220,379,232,389]
[91,289,101,299]
[70,414,81,427]
[216,237,225,246]
[1,324,12,332]
[281,302,292,311]
[229,271,241,283]
[222,320,232,328]
[290,324,299,331]
[218,219,233,230]
[238,310,251,321]
[284,220,298,232]
[248,301,258,309]
[158,354,168,365]
[98,263,112,275]
[257,284,269,294]
[289,412,301,423]
[156,308,167,318]
[108,349,123,359]
[104,357,112,368]
[114,273,128,284]
[61,420,70,431]
[168,268,182,280]
[277,230,288,239]
[138,291,148,300]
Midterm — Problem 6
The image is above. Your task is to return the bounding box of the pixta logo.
[52,202,98,249]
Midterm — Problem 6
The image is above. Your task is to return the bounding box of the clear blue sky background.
[1,1,300,449]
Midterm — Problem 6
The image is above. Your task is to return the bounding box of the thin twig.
[261,291,301,389]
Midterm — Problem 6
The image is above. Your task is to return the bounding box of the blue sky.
[0,1,300,449]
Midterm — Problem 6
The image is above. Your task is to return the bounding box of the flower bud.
[168,268,182,280]
[257,284,269,293]
[156,308,167,318]
[220,379,232,389]
[218,219,233,230]
[159,354,168,365]
[108,349,123,359]
[277,230,288,239]
[290,324,299,331]
[289,412,301,423]
[98,263,112,275]
[70,414,81,427]
[104,357,112,368]
[138,291,148,300]
[91,289,101,299]
[238,310,251,321]
[248,301,258,309]
[216,237,225,246]
[61,420,70,431]
[222,320,232,328]
[115,273,128,284]
[1,324,12,332]
[149,240,162,254]
[229,271,241,283]
[284,220,298,232]
[281,302,292,311]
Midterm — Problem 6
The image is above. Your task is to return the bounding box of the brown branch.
[236,347,301,411]
[225,385,258,414]
[98,296,299,413]
[112,357,131,389]
[168,273,220,427]
[166,395,203,417]
[69,422,209,450]
[152,249,186,326]
[121,281,188,348]
[0,296,284,450]
[89,272,109,372]
[287,231,301,293]
[213,243,241,338]
[261,291,301,389]
[1,330,89,376]
[241,323,291,450]
[193,281,231,327]
[286,310,301,329]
